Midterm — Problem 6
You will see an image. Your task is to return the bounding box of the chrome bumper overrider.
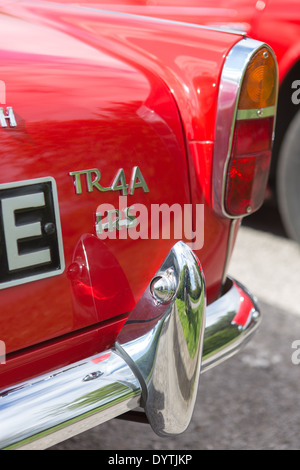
[0,242,260,450]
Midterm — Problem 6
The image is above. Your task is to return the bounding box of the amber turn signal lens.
[238,47,277,110]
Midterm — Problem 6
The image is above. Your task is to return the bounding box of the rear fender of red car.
[0,0,278,449]
[0,1,241,374]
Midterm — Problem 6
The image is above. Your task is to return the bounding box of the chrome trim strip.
[47,3,247,37]
[212,38,278,218]
[236,105,276,120]
[0,246,260,450]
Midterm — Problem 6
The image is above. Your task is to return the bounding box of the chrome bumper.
[0,242,260,450]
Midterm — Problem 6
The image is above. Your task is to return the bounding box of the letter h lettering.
[0,107,17,127]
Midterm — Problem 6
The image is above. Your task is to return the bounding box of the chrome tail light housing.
[213,38,278,218]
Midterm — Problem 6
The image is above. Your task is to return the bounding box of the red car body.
[95,0,300,242]
[0,0,278,449]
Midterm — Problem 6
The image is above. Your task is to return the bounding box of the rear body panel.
[91,0,299,84]
[0,11,190,353]
[42,0,263,32]
[0,1,242,387]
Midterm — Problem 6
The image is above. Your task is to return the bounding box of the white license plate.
[0,177,64,289]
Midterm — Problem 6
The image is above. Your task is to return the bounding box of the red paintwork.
[41,0,300,77]
[82,0,300,86]
[232,282,256,327]
[0,318,127,389]
[48,0,263,31]
[239,0,300,85]
[66,0,299,79]
[0,0,243,387]
[90,1,300,207]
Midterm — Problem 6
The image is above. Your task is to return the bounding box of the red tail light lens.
[223,46,278,217]
[225,116,274,216]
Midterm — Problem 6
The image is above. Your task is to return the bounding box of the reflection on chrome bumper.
[0,242,260,450]
[202,277,260,372]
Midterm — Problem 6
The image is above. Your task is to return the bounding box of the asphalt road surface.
[51,203,300,450]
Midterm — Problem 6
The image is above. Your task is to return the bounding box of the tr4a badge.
[69,166,149,196]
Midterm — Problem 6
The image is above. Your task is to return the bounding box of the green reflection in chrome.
[176,263,204,359]
[176,296,204,359]
[202,314,240,360]
[67,383,133,411]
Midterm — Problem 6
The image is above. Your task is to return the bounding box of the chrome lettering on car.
[69,166,149,196]
[0,107,17,128]
[95,205,137,235]
[0,80,17,128]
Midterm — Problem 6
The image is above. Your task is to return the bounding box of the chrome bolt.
[150,268,177,305]
[252,310,260,320]
[43,222,56,235]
